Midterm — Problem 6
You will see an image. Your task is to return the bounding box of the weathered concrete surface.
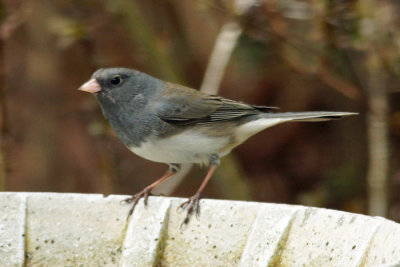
[0,192,399,266]
[0,193,26,267]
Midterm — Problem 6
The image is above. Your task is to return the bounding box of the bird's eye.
[110,75,121,85]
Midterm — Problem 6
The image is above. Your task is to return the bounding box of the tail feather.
[236,111,357,142]
[261,111,358,122]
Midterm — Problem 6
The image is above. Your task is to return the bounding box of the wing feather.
[153,82,276,125]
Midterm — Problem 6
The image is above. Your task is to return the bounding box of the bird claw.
[122,188,152,217]
[178,193,201,226]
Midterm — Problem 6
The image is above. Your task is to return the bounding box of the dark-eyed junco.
[79,67,357,224]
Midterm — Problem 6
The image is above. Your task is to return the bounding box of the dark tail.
[261,111,358,122]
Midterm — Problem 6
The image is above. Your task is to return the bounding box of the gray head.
[79,68,165,146]
[79,68,161,107]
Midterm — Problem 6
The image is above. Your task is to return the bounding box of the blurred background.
[0,0,399,222]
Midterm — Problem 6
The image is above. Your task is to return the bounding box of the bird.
[78,67,357,224]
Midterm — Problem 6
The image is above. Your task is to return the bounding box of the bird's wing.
[153,82,276,125]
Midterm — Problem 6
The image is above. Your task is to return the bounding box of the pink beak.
[78,79,102,93]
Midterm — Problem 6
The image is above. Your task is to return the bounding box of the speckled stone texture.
[0,192,399,266]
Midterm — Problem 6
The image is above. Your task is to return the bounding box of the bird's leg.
[179,154,220,225]
[124,164,180,217]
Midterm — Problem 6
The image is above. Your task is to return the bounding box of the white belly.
[129,118,287,165]
[129,129,230,165]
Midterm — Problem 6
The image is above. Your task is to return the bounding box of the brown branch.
[365,52,390,217]
[318,65,360,99]
[278,47,360,99]
[200,21,242,94]
[263,4,361,99]
[0,36,5,190]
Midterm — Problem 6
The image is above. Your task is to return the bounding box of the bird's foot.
[123,187,152,217]
[178,192,201,226]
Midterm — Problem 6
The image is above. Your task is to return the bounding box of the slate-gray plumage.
[79,67,357,224]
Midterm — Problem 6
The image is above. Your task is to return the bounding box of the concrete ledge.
[0,192,399,266]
